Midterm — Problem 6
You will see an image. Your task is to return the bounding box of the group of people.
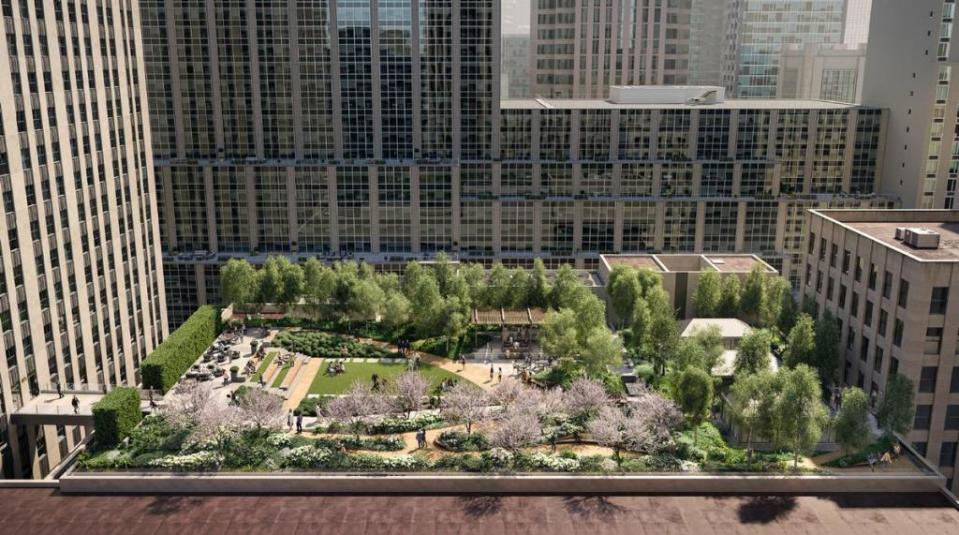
[286,409,304,433]
[396,339,413,355]
[326,360,347,376]
[866,443,902,471]
[406,353,421,372]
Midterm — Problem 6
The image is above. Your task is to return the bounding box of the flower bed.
[273,330,396,359]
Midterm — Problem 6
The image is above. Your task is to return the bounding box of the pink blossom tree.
[490,410,542,452]
[628,388,683,451]
[389,372,430,417]
[565,378,609,421]
[325,381,388,437]
[440,381,489,435]
[236,388,285,432]
[490,377,525,412]
[162,382,239,447]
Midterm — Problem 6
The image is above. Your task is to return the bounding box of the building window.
[890,357,900,376]
[919,366,938,393]
[914,405,933,430]
[854,256,863,282]
[925,328,943,355]
[874,345,884,372]
[838,284,847,309]
[859,336,869,362]
[913,441,928,456]
[864,300,873,326]
[931,287,949,314]
[868,263,877,290]
[842,250,850,274]
[898,279,910,308]
[882,271,893,299]
[951,367,959,392]
[819,238,826,260]
[808,232,816,254]
[851,292,859,317]
[878,310,888,337]
[893,319,904,347]
[940,442,957,468]
[830,244,837,267]
[946,405,959,430]
[827,277,835,301]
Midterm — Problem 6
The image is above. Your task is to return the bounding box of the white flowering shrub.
[527,453,581,472]
[148,451,223,471]
[285,446,333,468]
[483,447,514,469]
[267,434,296,448]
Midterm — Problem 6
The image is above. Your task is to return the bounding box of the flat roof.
[706,255,775,273]
[680,318,752,339]
[5,489,957,533]
[812,210,959,262]
[601,254,776,274]
[501,98,867,110]
[603,255,664,272]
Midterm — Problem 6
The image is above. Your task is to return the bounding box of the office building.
[777,44,867,103]
[802,209,959,494]
[688,0,729,87]
[0,0,167,478]
[530,0,696,98]
[844,0,873,46]
[501,33,531,98]
[722,0,847,99]
[863,0,959,209]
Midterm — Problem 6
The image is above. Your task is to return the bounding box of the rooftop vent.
[902,227,941,249]
[894,227,906,240]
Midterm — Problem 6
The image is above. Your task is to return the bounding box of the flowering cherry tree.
[389,372,430,417]
[490,411,542,452]
[236,388,285,432]
[162,382,239,447]
[325,381,388,437]
[490,378,525,412]
[628,385,683,450]
[565,378,609,421]
[440,381,489,435]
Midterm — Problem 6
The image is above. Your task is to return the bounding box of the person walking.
[489,364,494,381]
[71,395,80,414]
[497,367,503,383]
[287,409,294,432]
[296,413,303,434]
[56,383,63,399]
[416,428,427,449]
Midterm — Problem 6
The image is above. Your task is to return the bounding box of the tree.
[220,259,257,308]
[441,382,489,435]
[740,266,767,325]
[575,294,608,338]
[762,276,791,330]
[813,310,841,385]
[441,298,469,353]
[692,325,724,373]
[783,313,815,368]
[627,383,684,450]
[345,278,385,322]
[325,381,388,437]
[506,268,532,308]
[627,297,652,351]
[389,372,430,418]
[645,286,679,376]
[278,261,305,308]
[608,266,643,327]
[719,275,741,317]
[877,374,915,437]
[564,378,609,421]
[381,293,411,330]
[730,371,775,464]
[528,258,551,307]
[409,275,443,337]
[777,281,799,334]
[693,271,722,317]
[578,328,623,377]
[541,309,582,360]
[834,387,872,454]
[432,252,456,297]
[236,388,284,432]
[735,328,772,376]
[303,258,336,318]
[773,364,829,467]
[460,263,487,305]
[484,263,511,308]
[257,256,286,305]
[672,338,709,373]
[551,265,588,310]
[675,367,713,445]
[490,411,542,452]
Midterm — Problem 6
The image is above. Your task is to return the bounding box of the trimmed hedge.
[92,387,143,447]
[142,305,220,392]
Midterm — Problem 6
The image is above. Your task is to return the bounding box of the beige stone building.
[777,44,867,103]
[0,0,166,478]
[802,209,959,493]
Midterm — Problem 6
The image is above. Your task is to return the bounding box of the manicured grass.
[308,361,466,395]
[271,361,293,388]
[250,352,276,382]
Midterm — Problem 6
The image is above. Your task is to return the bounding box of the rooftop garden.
[76,256,921,477]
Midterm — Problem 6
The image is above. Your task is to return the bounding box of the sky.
[502,0,531,35]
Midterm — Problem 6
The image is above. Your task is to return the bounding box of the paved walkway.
[283,358,324,411]
[2,488,957,534]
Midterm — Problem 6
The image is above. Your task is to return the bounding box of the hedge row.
[142,305,220,392]
[92,387,143,447]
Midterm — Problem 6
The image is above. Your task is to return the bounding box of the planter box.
[59,470,946,495]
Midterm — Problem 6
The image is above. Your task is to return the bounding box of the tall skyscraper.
[777,44,867,103]
[530,0,696,98]
[688,0,729,87]
[844,0,873,46]
[501,33,531,98]
[0,0,166,478]
[722,0,847,99]
[863,0,958,209]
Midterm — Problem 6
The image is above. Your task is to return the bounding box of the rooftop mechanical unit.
[896,227,941,249]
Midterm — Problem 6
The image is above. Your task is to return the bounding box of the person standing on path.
[56,383,63,399]
[497,368,502,383]
[296,413,303,434]
[416,428,427,449]
[71,395,80,414]
[287,409,294,432]
[490,364,494,381]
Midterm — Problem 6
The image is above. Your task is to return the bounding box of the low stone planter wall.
[60,470,946,494]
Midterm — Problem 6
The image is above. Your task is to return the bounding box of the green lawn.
[271,360,293,388]
[308,361,466,395]
[250,352,276,382]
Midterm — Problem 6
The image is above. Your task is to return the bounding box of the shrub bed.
[273,330,396,359]
[92,387,143,447]
[366,413,445,434]
[142,306,220,392]
[434,430,490,452]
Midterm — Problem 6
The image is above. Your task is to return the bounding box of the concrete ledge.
[60,471,947,494]
[0,480,60,488]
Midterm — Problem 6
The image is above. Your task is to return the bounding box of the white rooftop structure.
[609,85,726,105]
[679,318,752,340]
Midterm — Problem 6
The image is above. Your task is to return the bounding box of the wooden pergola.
[471,307,547,345]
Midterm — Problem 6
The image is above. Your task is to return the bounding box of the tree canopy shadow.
[563,495,627,519]
[737,495,797,524]
[459,495,503,518]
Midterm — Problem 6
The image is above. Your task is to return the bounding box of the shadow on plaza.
[737,495,798,524]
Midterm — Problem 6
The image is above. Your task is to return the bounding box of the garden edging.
[59,470,946,494]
